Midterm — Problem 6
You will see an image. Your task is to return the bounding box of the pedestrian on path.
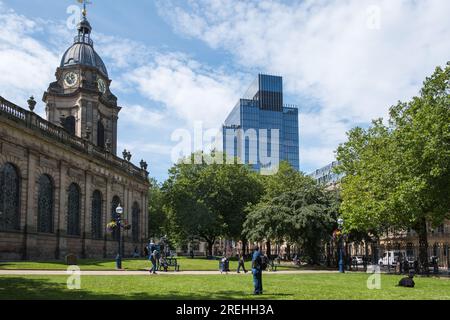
[237,253,248,273]
[149,249,158,274]
[251,246,263,295]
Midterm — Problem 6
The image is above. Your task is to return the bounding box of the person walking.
[149,249,158,274]
[237,253,248,273]
[251,246,263,295]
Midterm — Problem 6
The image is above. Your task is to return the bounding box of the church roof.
[60,17,108,77]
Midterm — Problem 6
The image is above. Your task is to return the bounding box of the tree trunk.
[266,240,271,256]
[416,218,429,275]
[242,239,247,255]
[207,240,214,257]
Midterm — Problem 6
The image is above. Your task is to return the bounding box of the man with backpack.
[251,246,263,295]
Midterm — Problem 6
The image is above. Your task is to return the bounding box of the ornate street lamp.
[115,204,129,270]
[115,204,124,269]
[338,218,345,273]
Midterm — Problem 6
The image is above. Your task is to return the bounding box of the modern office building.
[222,74,299,173]
[308,161,344,186]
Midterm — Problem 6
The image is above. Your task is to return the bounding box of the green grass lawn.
[0,257,308,272]
[0,273,449,300]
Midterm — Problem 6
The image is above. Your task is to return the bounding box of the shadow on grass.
[0,277,292,300]
[0,259,148,270]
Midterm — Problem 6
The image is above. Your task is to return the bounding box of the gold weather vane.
[77,0,92,18]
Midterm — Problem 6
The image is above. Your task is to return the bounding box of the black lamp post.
[338,218,345,273]
[115,204,124,270]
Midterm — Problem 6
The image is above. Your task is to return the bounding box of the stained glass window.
[67,183,81,236]
[0,163,20,231]
[37,174,54,233]
[91,190,102,239]
[132,202,140,242]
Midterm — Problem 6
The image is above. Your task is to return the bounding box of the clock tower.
[43,9,120,155]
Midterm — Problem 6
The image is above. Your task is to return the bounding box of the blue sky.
[1,0,449,182]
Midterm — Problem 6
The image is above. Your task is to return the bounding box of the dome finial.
[76,0,92,36]
[77,0,91,19]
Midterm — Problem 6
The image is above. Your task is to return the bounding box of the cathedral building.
[0,10,150,260]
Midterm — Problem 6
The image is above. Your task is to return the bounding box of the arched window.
[63,116,76,135]
[37,174,54,233]
[67,183,81,236]
[111,196,121,241]
[97,120,105,148]
[0,163,20,231]
[91,190,102,239]
[132,202,140,242]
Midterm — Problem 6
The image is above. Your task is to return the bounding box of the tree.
[148,178,168,240]
[245,161,315,254]
[162,152,263,256]
[336,62,450,271]
[243,165,339,262]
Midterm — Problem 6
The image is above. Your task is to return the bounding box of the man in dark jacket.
[251,246,263,295]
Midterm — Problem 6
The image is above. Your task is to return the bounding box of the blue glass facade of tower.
[223,74,299,172]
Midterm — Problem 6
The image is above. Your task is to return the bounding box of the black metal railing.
[324,241,450,276]
[0,96,148,182]
[74,35,94,46]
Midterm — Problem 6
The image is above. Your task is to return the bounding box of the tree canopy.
[336,62,450,270]
[162,152,263,256]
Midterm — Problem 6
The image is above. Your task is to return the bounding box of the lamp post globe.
[115,204,124,269]
[338,218,345,273]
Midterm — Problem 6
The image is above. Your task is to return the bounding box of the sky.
[0,0,449,182]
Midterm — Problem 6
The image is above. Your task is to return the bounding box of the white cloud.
[0,4,60,115]
[125,52,243,128]
[157,0,450,171]
[120,104,166,127]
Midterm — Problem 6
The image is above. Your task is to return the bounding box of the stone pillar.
[23,150,38,260]
[82,171,91,258]
[104,176,112,257]
[56,160,68,260]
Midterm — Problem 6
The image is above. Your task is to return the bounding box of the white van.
[378,250,406,266]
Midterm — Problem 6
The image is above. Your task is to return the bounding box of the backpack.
[261,256,268,270]
[252,253,264,270]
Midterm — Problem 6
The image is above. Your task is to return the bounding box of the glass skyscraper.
[222,74,299,173]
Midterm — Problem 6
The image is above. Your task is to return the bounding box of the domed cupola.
[60,15,108,77]
[43,1,120,156]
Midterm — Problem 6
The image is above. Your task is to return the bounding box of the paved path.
[0,270,339,276]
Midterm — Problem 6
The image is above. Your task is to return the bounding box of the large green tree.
[162,152,263,256]
[148,178,168,240]
[336,63,450,271]
[243,162,338,260]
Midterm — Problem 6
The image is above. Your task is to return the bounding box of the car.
[352,256,364,265]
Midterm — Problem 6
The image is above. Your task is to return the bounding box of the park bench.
[267,260,279,272]
[159,257,180,272]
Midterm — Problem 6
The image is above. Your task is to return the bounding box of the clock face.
[97,78,107,93]
[64,72,78,87]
